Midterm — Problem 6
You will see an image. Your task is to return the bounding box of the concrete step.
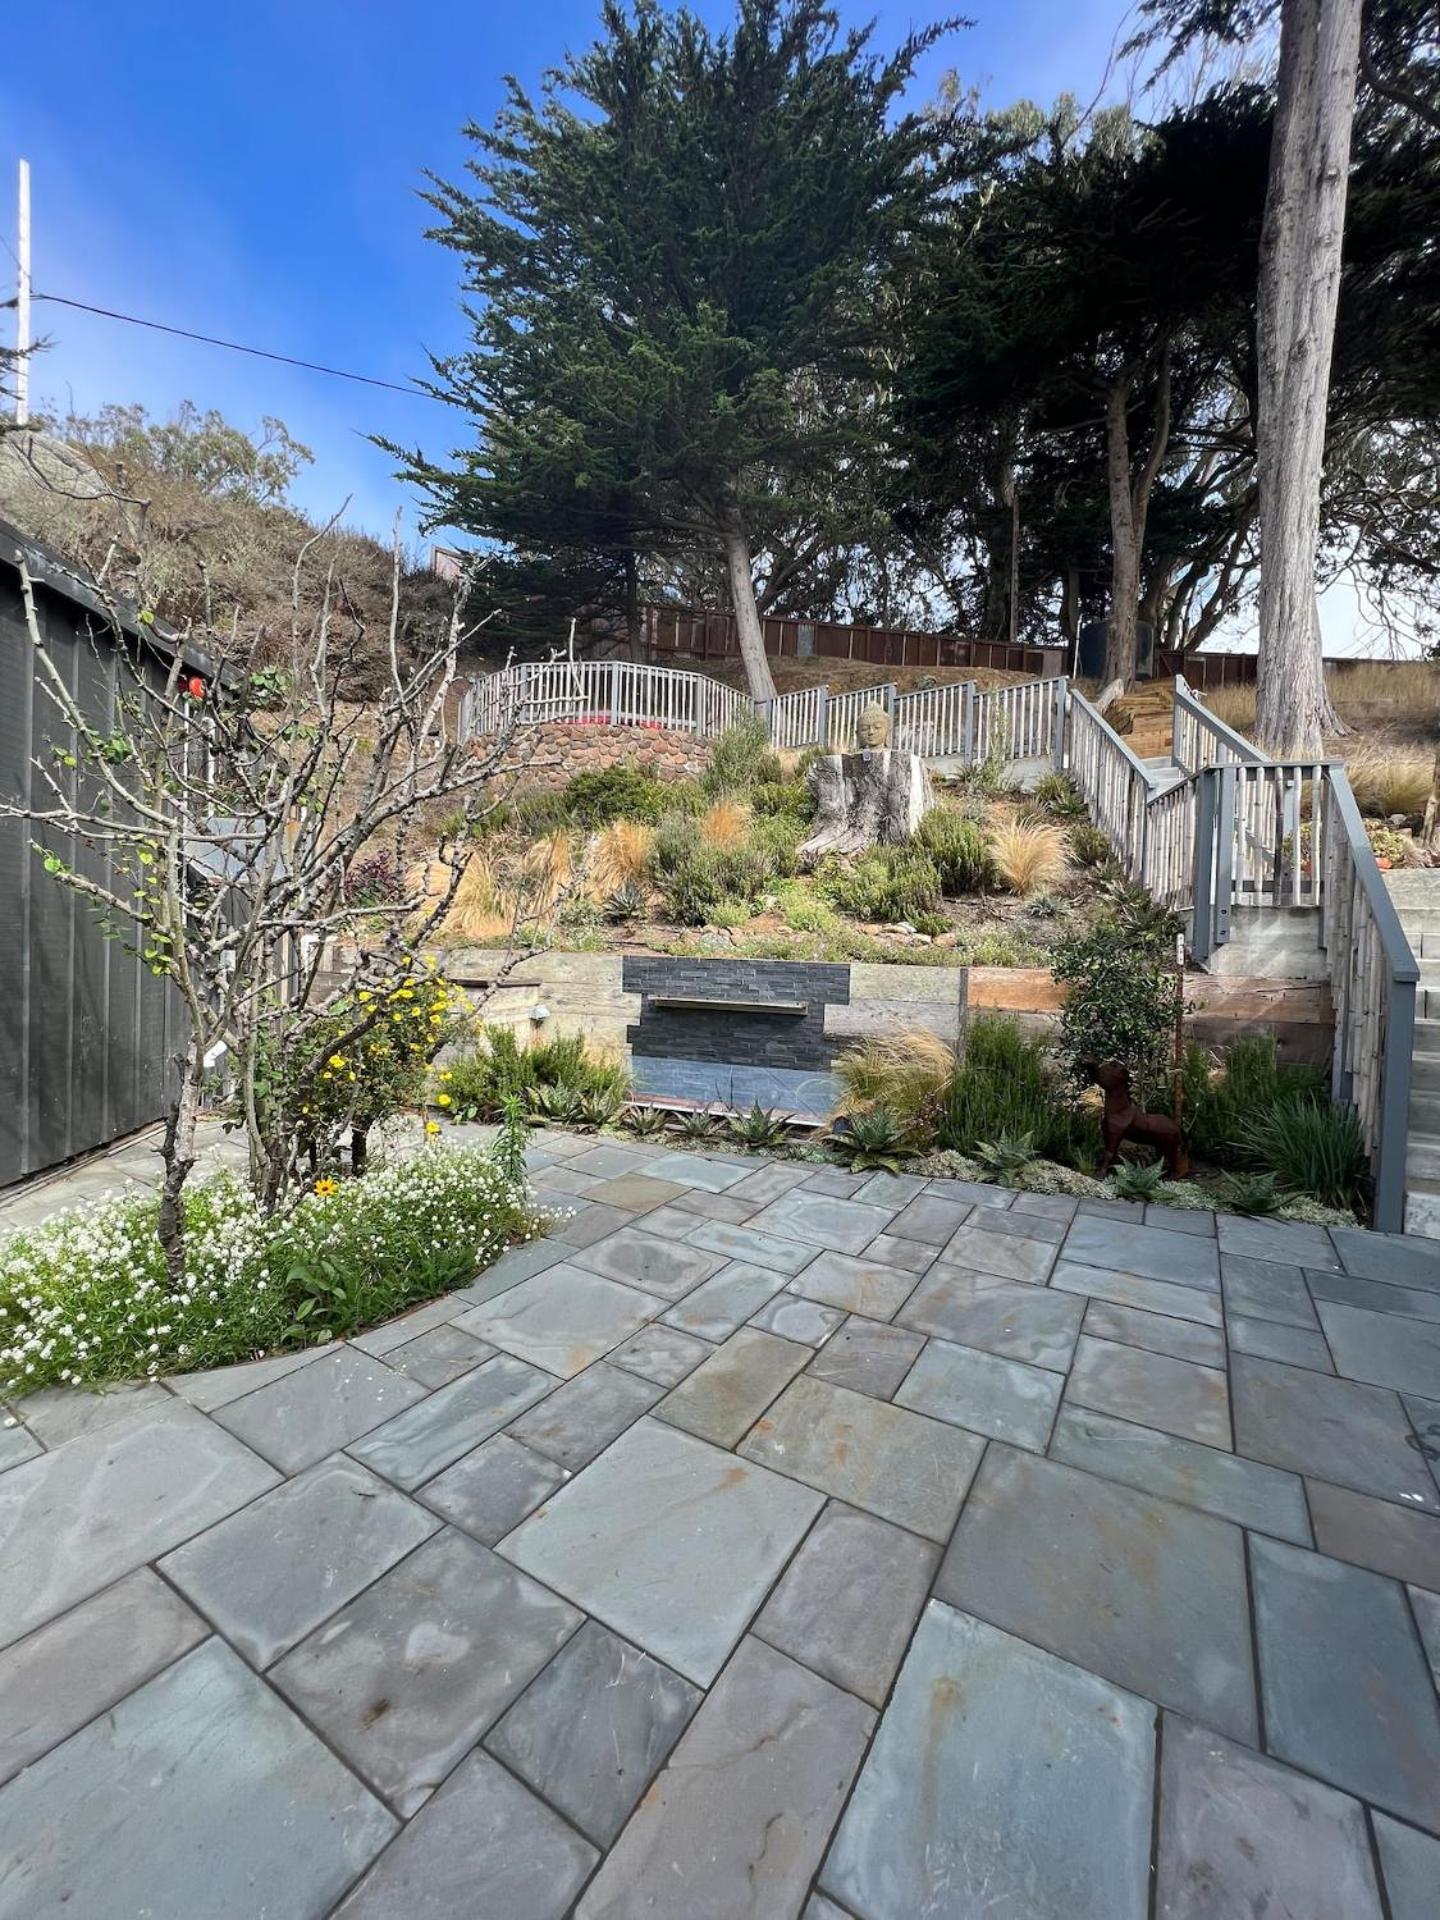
[1410,1091,1440,1135]
[1411,1018,1440,1056]
[1391,908,1440,939]
[1384,870,1440,908]
[1410,1051,1440,1092]
[1408,1134,1440,1184]
[1404,1178,1440,1239]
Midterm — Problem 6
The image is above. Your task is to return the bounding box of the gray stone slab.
[740,1373,984,1541]
[0,1568,208,1788]
[451,1236,569,1304]
[1062,1214,1220,1291]
[897,1335,1061,1451]
[571,1143,653,1178]
[666,1186,758,1223]
[745,1191,897,1254]
[0,1423,39,1474]
[798,1166,873,1198]
[17,1381,173,1449]
[486,1620,700,1845]
[925,1175,1015,1208]
[348,1354,555,1490]
[880,1191,971,1246]
[851,1170,927,1208]
[166,1343,333,1409]
[805,1315,925,1400]
[659,1260,784,1341]
[1375,1814,1440,1920]
[532,1162,603,1197]
[727,1160,814,1204]
[1079,1195,1146,1220]
[655,1328,810,1448]
[1066,1334,1231,1448]
[683,1217,815,1275]
[570,1225,725,1300]
[607,1323,715,1386]
[0,1639,395,1920]
[620,1202,701,1241]
[503,1420,822,1685]
[161,1455,440,1669]
[1145,1202,1216,1236]
[1309,1264,1440,1322]
[822,1601,1154,1920]
[384,1323,496,1389]
[937,1443,1258,1742]
[1332,1224,1440,1290]
[753,1501,938,1706]
[417,1432,567,1545]
[1316,1299,1440,1397]
[1217,1213,1340,1269]
[1307,1476,1440,1588]
[586,1173,687,1210]
[551,1201,636,1248]
[577,1637,873,1920]
[0,1401,278,1650]
[1009,1190,1079,1221]
[1050,1407,1311,1543]
[1252,1534,1440,1831]
[508,1362,663,1470]
[858,1231,935,1274]
[349,1293,477,1357]
[335,1748,596,1919]
[1083,1298,1226,1368]
[804,1898,849,1920]
[271,1527,581,1816]
[979,1205,1070,1246]
[786,1249,921,1320]
[747,1292,844,1344]
[898,1269,1082,1371]
[1231,1354,1438,1510]
[1051,1258,1226,1327]
[1404,1391,1440,1490]
[1411,1583,1440,1687]
[212,1346,427,1475]
[458,1263,660,1376]
[939,1219,1058,1283]
[640,1152,753,1191]
[1155,1712,1382,1920]
[1228,1312,1334,1370]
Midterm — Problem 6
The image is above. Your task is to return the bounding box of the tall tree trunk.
[1254,0,1362,758]
[1103,353,1173,691]
[157,1043,204,1293]
[623,550,643,662]
[721,508,779,704]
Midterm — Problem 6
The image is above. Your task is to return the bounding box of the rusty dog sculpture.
[1089,1060,1188,1179]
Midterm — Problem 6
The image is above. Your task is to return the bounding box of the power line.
[30,291,440,400]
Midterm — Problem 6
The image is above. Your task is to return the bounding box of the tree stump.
[798,706,932,863]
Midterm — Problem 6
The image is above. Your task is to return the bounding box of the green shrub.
[775,881,840,934]
[1069,823,1112,869]
[751,778,814,821]
[702,717,782,795]
[446,1025,629,1120]
[937,1015,1097,1167]
[916,810,995,894]
[1182,1036,1327,1169]
[1051,918,1178,1103]
[710,898,755,930]
[1032,772,1088,819]
[558,763,667,827]
[1240,1096,1366,1210]
[826,849,942,922]
[748,813,805,878]
[0,1144,538,1392]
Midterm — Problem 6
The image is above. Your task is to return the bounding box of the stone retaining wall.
[486,721,712,792]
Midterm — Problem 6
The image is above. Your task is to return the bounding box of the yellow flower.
[313,1176,338,1197]
[328,1054,347,1070]
[424,1120,442,1136]
[440,1069,452,1081]
[358,990,372,1004]
[436,1093,452,1107]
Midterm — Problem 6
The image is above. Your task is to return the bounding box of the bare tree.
[1254,0,1364,756]
[2,539,549,1288]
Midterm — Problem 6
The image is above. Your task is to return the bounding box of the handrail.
[1173,674,1271,773]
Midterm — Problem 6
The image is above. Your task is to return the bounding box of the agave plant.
[623,1104,670,1139]
[525,1082,585,1127]
[726,1102,792,1150]
[672,1107,723,1142]
[577,1087,626,1131]
[829,1106,914,1173]
[1217,1171,1282,1216]
[972,1130,1040,1183]
[1108,1158,1167,1203]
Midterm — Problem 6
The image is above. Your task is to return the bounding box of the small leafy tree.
[1051,915,1181,1102]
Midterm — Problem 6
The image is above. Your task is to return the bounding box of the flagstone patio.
[3,1132,1440,1916]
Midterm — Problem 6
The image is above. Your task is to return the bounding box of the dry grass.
[1327,660,1440,723]
[1343,742,1432,822]
[588,819,656,895]
[521,832,575,915]
[992,818,1068,896]
[1203,683,1257,733]
[701,798,752,848]
[437,854,511,941]
[833,1028,957,1121]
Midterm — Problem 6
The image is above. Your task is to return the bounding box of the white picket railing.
[893,681,973,758]
[1066,691,1157,883]
[1172,675,1270,774]
[975,676,1064,764]
[767,685,826,751]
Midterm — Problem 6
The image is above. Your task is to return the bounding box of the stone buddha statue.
[799,699,929,863]
[855,703,892,752]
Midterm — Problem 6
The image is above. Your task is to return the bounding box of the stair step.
[1411,1052,1440,1092]
[1411,1019,1440,1056]
[1410,1092,1440,1133]
[1408,1135,1440,1183]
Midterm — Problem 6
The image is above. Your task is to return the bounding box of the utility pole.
[14,159,31,426]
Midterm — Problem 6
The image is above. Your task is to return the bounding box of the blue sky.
[3,0,1132,550]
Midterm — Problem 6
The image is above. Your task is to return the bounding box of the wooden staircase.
[1114,677,1176,760]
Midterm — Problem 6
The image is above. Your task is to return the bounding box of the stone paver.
[348,1353,555,1489]
[822,1602,1154,1920]
[1066,1334,1231,1448]
[212,1347,427,1475]
[10,1142,1440,1918]
[1252,1534,1440,1832]
[459,1263,660,1374]
[335,1749,596,1919]
[271,1527,582,1816]
[938,1444,1258,1742]
[896,1335,1062,1450]
[804,1313,925,1398]
[752,1501,938,1706]
[577,1637,873,1920]
[1154,1713,1382,1920]
[0,1639,396,1920]
[486,1619,700,1845]
[160,1456,440,1668]
[0,1400,278,1649]
[655,1327,809,1447]
[502,1419,822,1684]
[416,1432,567,1545]
[740,1373,984,1541]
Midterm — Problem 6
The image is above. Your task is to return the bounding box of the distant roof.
[0,510,216,677]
